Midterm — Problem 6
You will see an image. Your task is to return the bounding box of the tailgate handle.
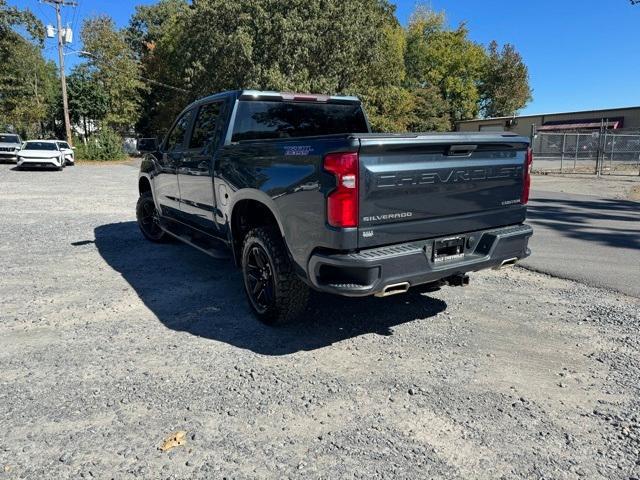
[447,144,477,157]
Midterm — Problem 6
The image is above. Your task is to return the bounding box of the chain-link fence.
[532,130,640,176]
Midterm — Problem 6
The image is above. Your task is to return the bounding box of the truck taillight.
[324,152,359,228]
[521,147,533,204]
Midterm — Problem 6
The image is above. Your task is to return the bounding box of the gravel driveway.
[1,163,639,479]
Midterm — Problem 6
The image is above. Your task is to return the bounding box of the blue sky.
[13,0,640,116]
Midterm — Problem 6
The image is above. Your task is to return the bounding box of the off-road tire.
[136,191,167,243]
[242,227,309,325]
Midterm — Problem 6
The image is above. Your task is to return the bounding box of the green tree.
[133,0,400,133]
[123,1,532,135]
[480,41,532,118]
[81,15,145,133]
[126,0,190,135]
[126,0,189,58]
[0,0,56,137]
[406,86,451,132]
[405,7,487,125]
[0,0,43,42]
[67,65,109,139]
[356,20,415,132]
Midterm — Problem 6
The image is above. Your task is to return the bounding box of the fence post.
[595,120,603,175]
[610,134,616,174]
[560,133,566,173]
[601,126,608,175]
[574,134,579,171]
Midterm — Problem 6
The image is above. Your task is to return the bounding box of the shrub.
[75,128,127,161]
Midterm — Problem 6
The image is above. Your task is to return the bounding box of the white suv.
[55,140,75,165]
[16,140,65,171]
[0,133,22,163]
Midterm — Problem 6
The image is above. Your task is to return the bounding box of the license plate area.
[433,236,465,263]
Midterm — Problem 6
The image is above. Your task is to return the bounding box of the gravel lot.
[533,174,640,202]
[1,163,639,480]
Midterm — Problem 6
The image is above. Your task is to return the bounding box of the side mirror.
[137,138,159,154]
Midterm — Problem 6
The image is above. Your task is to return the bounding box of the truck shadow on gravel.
[527,196,640,250]
[94,222,447,355]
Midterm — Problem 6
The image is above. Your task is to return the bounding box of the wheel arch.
[229,193,286,266]
[138,175,152,196]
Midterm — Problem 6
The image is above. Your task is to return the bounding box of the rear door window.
[165,110,194,152]
[189,102,223,152]
[231,101,369,142]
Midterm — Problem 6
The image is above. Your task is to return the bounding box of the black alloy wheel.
[136,192,166,242]
[241,227,309,325]
[245,244,276,314]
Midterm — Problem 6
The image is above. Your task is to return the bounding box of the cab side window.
[189,102,223,153]
[165,110,194,152]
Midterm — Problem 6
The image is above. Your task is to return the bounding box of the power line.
[69,0,80,40]
[34,1,56,26]
[66,48,190,93]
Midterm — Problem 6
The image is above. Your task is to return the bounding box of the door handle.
[447,144,477,156]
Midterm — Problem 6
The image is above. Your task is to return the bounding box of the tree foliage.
[127,2,530,135]
[0,0,57,137]
[67,65,109,138]
[126,0,191,135]
[480,41,532,118]
[1,1,532,142]
[75,126,126,161]
[81,15,145,133]
[405,7,488,126]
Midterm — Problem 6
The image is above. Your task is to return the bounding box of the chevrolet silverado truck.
[137,90,533,325]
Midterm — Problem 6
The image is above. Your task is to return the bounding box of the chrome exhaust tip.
[375,282,410,298]
[494,257,519,270]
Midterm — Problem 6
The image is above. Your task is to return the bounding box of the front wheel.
[242,227,309,325]
[136,191,167,242]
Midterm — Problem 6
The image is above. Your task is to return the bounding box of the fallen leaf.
[159,431,187,452]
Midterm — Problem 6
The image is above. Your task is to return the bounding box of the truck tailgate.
[357,133,530,248]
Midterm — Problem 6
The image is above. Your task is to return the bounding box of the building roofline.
[457,105,640,124]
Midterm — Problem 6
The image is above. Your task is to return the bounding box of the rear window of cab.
[231,101,369,142]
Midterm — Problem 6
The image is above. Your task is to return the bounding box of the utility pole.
[44,0,77,145]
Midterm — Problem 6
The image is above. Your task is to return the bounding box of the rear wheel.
[136,191,167,242]
[242,227,309,325]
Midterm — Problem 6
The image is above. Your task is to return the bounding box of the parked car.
[136,138,158,155]
[123,137,139,156]
[0,133,23,163]
[136,90,533,325]
[55,140,75,165]
[16,140,66,171]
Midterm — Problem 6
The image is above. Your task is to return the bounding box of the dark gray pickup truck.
[137,90,533,324]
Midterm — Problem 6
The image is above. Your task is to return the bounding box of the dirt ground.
[1,163,639,479]
[533,173,640,201]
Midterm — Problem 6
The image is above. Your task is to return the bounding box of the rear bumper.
[308,224,533,297]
